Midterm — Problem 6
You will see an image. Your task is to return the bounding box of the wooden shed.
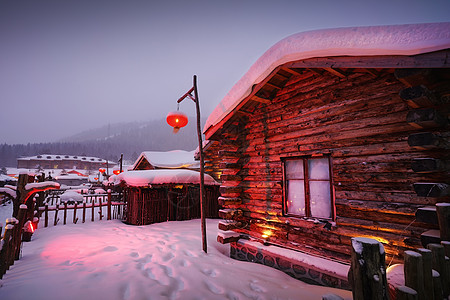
[118,169,219,225]
[203,23,450,286]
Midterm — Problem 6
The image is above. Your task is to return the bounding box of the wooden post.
[107,190,112,220]
[0,224,14,279]
[14,204,27,260]
[91,202,95,222]
[82,202,86,223]
[417,248,433,300]
[99,199,103,220]
[436,203,450,241]
[73,202,78,224]
[427,243,449,298]
[63,201,67,225]
[442,241,450,257]
[349,237,389,300]
[396,286,418,300]
[431,270,443,300]
[44,204,49,227]
[54,205,59,226]
[404,251,424,300]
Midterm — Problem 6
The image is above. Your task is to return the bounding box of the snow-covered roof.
[17,154,115,164]
[117,169,219,187]
[131,150,200,170]
[0,174,17,181]
[204,22,450,134]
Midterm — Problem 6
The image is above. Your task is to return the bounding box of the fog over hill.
[0,117,203,168]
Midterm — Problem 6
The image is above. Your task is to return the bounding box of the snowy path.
[0,205,351,299]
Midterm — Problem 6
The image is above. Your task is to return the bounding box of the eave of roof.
[203,22,450,140]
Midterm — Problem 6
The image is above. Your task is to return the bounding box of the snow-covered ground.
[0,202,351,300]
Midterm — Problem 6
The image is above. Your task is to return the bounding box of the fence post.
[82,202,86,223]
[73,202,78,224]
[436,203,450,241]
[14,204,28,260]
[44,204,48,227]
[404,250,424,300]
[432,270,443,300]
[417,248,433,300]
[54,205,59,226]
[91,201,95,222]
[349,237,389,300]
[396,286,417,300]
[99,198,103,220]
[427,243,449,298]
[0,224,14,279]
[107,190,112,220]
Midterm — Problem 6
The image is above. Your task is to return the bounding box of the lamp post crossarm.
[177,87,195,103]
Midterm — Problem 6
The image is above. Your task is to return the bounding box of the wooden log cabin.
[203,23,450,288]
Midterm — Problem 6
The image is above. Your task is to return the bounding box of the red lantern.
[113,170,120,175]
[99,168,106,173]
[166,111,188,133]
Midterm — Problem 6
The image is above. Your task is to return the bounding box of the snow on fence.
[0,190,125,279]
[38,192,125,227]
[348,237,450,300]
[0,204,28,279]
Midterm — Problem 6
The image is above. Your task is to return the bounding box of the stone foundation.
[230,240,351,290]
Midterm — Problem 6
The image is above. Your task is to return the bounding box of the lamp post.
[168,75,207,253]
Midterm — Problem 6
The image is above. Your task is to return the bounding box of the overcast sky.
[1,0,449,144]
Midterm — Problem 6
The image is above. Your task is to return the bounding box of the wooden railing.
[0,190,126,279]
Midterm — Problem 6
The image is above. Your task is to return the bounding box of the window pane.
[286,160,304,180]
[309,181,331,218]
[286,180,305,216]
[308,158,329,180]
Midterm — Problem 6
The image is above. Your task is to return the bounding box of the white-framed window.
[283,156,334,220]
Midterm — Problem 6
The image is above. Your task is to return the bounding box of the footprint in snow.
[103,246,118,252]
[201,268,218,277]
[205,280,224,295]
[129,252,139,258]
[183,249,196,257]
[249,280,266,293]
[162,252,174,262]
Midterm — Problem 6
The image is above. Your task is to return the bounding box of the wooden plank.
[324,67,346,78]
[285,50,450,69]
[406,108,447,129]
[250,95,271,104]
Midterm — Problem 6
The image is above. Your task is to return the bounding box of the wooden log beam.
[394,69,436,87]
[415,206,438,225]
[408,132,450,150]
[399,85,438,108]
[218,197,242,206]
[217,230,240,244]
[413,183,450,197]
[250,95,271,104]
[411,158,449,173]
[285,50,450,69]
[406,108,447,129]
[324,67,347,78]
[218,208,243,220]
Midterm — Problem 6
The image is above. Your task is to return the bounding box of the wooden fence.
[38,192,125,227]
[0,191,125,279]
[346,237,450,300]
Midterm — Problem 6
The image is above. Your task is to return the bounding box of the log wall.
[209,68,450,263]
